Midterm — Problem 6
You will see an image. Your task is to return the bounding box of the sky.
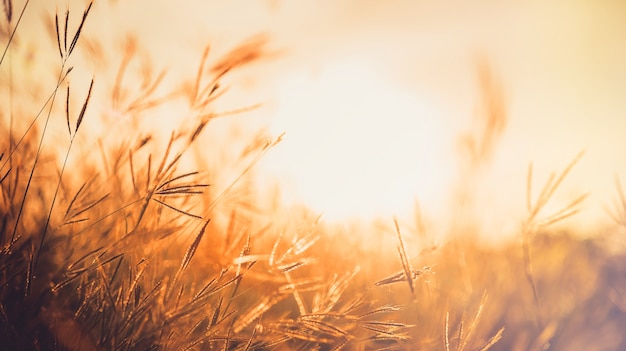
[14,0,626,240]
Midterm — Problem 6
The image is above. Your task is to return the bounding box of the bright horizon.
[16,0,626,239]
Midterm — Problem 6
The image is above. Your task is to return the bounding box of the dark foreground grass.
[2,1,626,350]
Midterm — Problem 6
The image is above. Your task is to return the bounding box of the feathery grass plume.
[521,150,586,327]
[54,9,62,58]
[33,78,96,289]
[210,34,270,79]
[62,180,110,226]
[0,3,259,346]
[393,217,415,298]
[2,0,11,22]
[171,219,210,288]
[187,44,212,108]
[525,150,587,228]
[11,1,92,290]
[207,133,283,212]
[469,57,506,166]
[65,83,71,135]
[374,266,430,287]
[478,327,505,351]
[232,292,289,334]
[606,176,626,228]
[51,2,92,61]
[312,266,360,314]
[107,39,172,116]
[63,6,68,53]
[456,291,487,351]
[75,78,94,133]
[3,1,626,349]
[111,35,137,110]
[68,2,92,56]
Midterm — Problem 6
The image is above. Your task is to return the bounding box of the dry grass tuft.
[1,2,625,350]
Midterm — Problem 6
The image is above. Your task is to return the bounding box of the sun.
[258,55,456,223]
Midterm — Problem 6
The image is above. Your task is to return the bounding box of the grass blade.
[2,0,12,22]
[0,0,31,66]
[63,6,68,53]
[75,78,94,133]
[65,83,71,136]
[54,10,63,58]
[179,219,209,274]
[393,217,414,297]
[68,2,92,56]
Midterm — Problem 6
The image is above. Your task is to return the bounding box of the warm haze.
[3,1,626,350]
[18,0,626,238]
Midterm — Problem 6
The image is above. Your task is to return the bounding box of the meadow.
[1,1,626,350]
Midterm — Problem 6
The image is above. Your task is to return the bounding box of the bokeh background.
[16,0,626,240]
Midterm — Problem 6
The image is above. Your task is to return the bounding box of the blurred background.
[16,0,626,240]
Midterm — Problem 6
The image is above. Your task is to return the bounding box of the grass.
[2,1,626,350]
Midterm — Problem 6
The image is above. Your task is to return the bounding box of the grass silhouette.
[2,1,626,350]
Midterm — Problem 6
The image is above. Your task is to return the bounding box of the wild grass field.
[2,1,626,350]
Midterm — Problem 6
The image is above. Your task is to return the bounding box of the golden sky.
[16,0,626,239]
[254,0,626,238]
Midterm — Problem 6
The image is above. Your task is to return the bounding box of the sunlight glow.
[259,57,454,221]
[25,0,625,239]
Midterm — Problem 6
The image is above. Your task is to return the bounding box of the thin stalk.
[0,0,29,66]
[11,62,69,252]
